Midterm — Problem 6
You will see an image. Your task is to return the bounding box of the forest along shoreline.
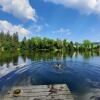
[0,32,100,52]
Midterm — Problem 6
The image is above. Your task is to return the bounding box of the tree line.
[0,32,100,52]
[0,31,18,51]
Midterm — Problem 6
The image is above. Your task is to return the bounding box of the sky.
[0,0,100,42]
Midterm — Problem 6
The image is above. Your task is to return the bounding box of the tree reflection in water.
[0,50,100,67]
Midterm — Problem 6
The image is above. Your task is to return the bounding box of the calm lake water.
[0,51,100,100]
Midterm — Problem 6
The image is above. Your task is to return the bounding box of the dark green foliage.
[0,31,19,51]
[68,41,74,52]
[12,32,19,50]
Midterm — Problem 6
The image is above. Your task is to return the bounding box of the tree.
[75,42,79,51]
[0,31,4,51]
[12,32,19,50]
[27,39,32,50]
[91,43,94,50]
[20,37,27,50]
[54,39,63,49]
[3,31,12,50]
[68,41,74,52]
[83,40,91,50]
[96,45,100,51]
[63,39,69,49]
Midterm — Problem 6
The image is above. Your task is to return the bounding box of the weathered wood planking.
[3,84,74,100]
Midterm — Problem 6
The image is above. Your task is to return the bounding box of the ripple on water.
[0,60,100,96]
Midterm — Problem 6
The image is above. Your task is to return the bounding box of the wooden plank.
[11,84,69,90]
[10,86,69,93]
[3,84,74,100]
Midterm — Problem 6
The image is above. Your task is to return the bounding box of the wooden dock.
[3,84,74,100]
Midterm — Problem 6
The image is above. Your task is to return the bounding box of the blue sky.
[0,0,100,42]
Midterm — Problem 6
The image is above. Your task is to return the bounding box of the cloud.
[28,22,49,34]
[28,25,43,34]
[0,20,30,35]
[0,0,36,21]
[52,28,72,35]
[44,0,100,15]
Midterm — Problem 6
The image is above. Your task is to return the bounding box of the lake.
[0,51,100,100]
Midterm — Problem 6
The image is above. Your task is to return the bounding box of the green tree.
[63,39,69,49]
[54,39,63,49]
[83,40,91,50]
[68,41,74,52]
[20,37,27,50]
[0,31,4,51]
[75,42,79,51]
[12,32,19,50]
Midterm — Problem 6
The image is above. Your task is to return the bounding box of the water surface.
[0,51,100,100]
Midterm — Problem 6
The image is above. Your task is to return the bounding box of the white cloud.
[28,22,49,34]
[44,0,100,15]
[52,28,72,35]
[0,0,36,21]
[33,25,43,33]
[0,20,30,35]
[28,25,43,33]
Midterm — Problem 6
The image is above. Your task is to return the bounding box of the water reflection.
[0,50,100,67]
[0,51,18,67]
